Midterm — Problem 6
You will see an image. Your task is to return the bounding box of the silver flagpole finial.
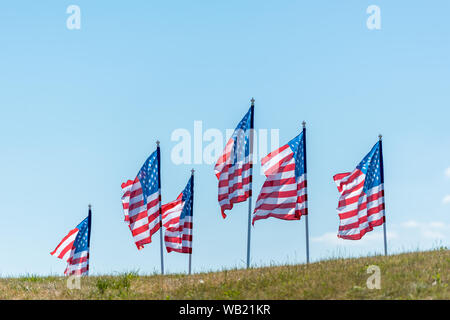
[378,134,382,141]
[156,140,160,146]
[251,97,255,106]
[191,168,195,175]
[302,121,306,128]
[88,204,92,210]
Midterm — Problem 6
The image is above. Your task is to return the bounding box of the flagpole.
[302,121,310,264]
[189,168,195,275]
[246,97,255,269]
[156,140,165,275]
[87,204,92,276]
[379,134,388,256]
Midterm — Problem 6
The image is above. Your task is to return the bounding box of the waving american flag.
[121,147,162,249]
[252,130,308,224]
[161,174,194,253]
[214,106,254,218]
[50,207,91,276]
[333,140,385,240]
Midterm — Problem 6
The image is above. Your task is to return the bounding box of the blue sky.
[0,1,449,276]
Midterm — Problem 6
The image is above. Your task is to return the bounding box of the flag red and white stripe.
[333,141,385,240]
[252,132,308,224]
[215,149,252,218]
[121,149,162,250]
[50,213,91,276]
[121,178,161,249]
[161,176,194,253]
[64,251,89,276]
[162,197,193,253]
[333,172,385,240]
[215,107,253,218]
[50,228,78,262]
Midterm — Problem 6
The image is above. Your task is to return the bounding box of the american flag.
[253,130,308,224]
[215,106,254,218]
[50,209,91,276]
[161,174,194,253]
[121,148,162,249]
[333,140,385,240]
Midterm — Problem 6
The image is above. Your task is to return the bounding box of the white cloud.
[399,220,450,240]
[422,230,446,240]
[402,220,420,228]
[312,232,341,244]
[429,221,446,229]
[445,167,450,178]
[443,195,450,205]
[311,221,449,255]
[312,230,397,247]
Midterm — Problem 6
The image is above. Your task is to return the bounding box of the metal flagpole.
[246,98,255,269]
[87,204,92,276]
[156,140,165,274]
[189,168,195,275]
[302,121,310,264]
[379,134,388,256]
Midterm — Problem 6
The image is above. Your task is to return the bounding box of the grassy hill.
[0,249,448,300]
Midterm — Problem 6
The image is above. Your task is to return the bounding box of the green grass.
[0,249,448,299]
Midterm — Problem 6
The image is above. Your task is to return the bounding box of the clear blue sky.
[0,1,449,276]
